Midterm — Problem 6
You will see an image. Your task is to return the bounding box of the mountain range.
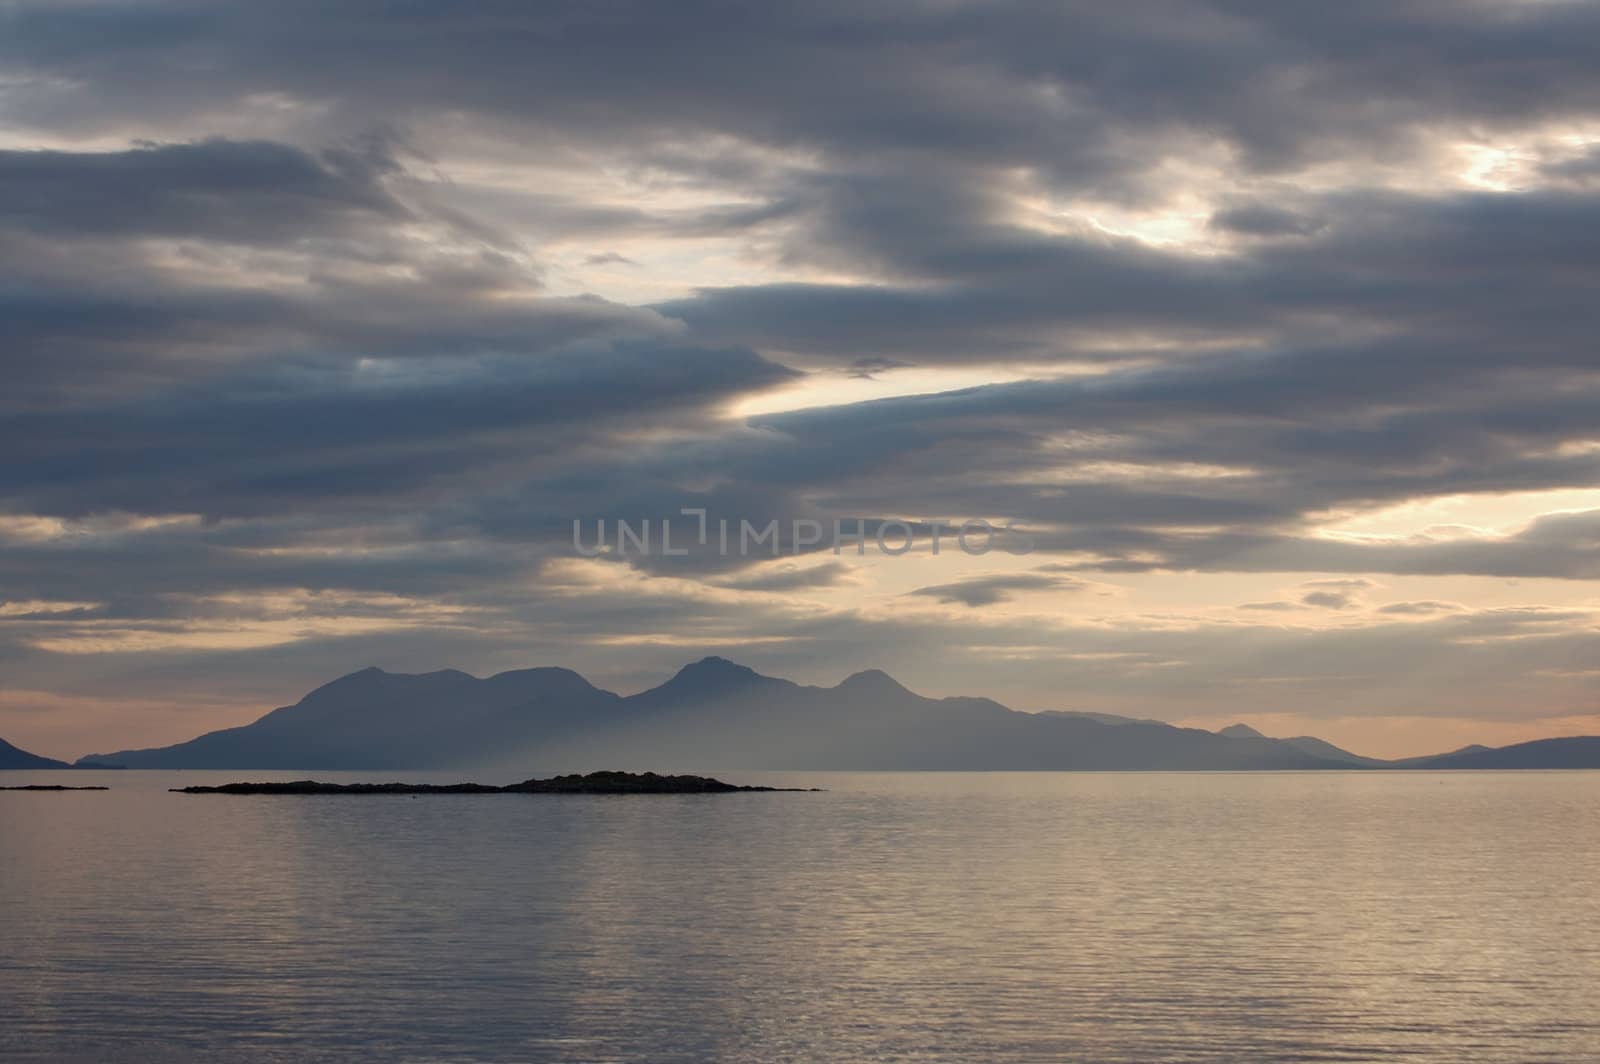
[25,657,1596,772]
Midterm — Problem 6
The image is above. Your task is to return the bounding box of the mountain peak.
[837,669,909,695]
[669,656,763,686]
[292,665,390,705]
[688,654,752,671]
[625,656,790,709]
[1219,723,1267,739]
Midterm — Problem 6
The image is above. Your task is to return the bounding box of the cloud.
[0,341,798,520]
[1298,578,1379,611]
[8,1,1600,178]
[1377,601,1466,616]
[1208,204,1325,238]
[909,572,1088,608]
[715,562,853,593]
[1301,590,1356,611]
[0,138,408,242]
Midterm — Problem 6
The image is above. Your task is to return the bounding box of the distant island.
[172,770,812,795]
[14,657,1598,773]
[0,784,110,791]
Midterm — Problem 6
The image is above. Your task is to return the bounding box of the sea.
[3,769,1598,1062]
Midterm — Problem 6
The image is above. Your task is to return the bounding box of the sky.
[2,0,1600,761]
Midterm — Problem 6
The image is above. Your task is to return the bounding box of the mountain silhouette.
[1213,725,1381,766]
[0,737,71,770]
[1405,736,1600,769]
[78,666,621,770]
[72,658,1600,772]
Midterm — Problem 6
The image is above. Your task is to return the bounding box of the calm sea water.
[3,770,1599,1062]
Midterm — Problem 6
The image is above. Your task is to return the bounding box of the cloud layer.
[1,1,1597,757]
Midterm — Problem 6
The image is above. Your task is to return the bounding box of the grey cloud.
[0,138,407,242]
[847,358,913,380]
[1302,591,1356,610]
[666,184,1600,372]
[4,30,1597,561]
[727,338,1600,536]
[1037,510,1600,581]
[7,1,1600,182]
[0,138,696,413]
[1542,146,1600,187]
[0,341,797,519]
[1209,204,1325,238]
[1377,601,1465,616]
[909,573,1086,608]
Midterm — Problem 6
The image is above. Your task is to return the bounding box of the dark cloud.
[0,138,408,242]
[0,341,797,519]
[1209,204,1325,238]
[909,572,1087,608]
[1542,146,1600,187]
[581,251,637,267]
[7,1,1600,177]
[846,358,913,380]
[665,184,1600,373]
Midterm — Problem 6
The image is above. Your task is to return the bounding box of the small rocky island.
[172,770,815,795]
